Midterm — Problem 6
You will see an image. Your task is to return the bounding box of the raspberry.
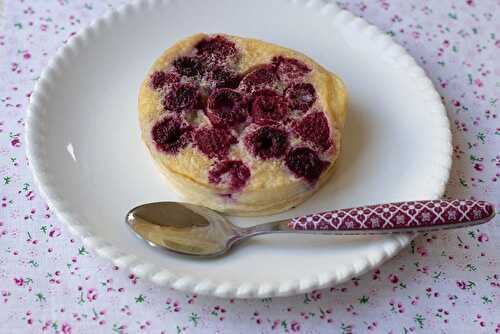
[150,71,180,90]
[272,56,310,83]
[163,83,200,112]
[205,66,241,90]
[238,65,279,93]
[285,147,328,182]
[293,111,332,151]
[194,35,238,64]
[151,116,192,154]
[173,56,204,77]
[245,126,288,160]
[194,127,236,159]
[250,89,289,125]
[206,88,247,128]
[285,83,316,112]
[208,160,251,190]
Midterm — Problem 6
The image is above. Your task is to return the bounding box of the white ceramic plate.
[26,0,452,298]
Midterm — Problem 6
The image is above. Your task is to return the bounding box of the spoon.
[126,199,495,257]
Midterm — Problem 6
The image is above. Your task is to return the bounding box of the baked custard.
[138,33,347,216]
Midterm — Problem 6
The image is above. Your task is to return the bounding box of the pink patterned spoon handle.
[288,200,495,233]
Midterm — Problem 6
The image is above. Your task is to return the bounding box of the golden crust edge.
[154,153,339,216]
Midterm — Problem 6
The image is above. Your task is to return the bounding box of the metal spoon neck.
[239,220,291,238]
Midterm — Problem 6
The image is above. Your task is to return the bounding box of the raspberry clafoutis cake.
[138,33,347,216]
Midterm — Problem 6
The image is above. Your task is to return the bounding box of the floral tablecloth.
[0,1,499,333]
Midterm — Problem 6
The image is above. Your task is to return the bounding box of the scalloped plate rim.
[25,0,452,298]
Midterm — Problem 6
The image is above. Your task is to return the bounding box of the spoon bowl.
[126,202,245,256]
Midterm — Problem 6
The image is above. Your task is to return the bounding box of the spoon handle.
[288,200,495,234]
